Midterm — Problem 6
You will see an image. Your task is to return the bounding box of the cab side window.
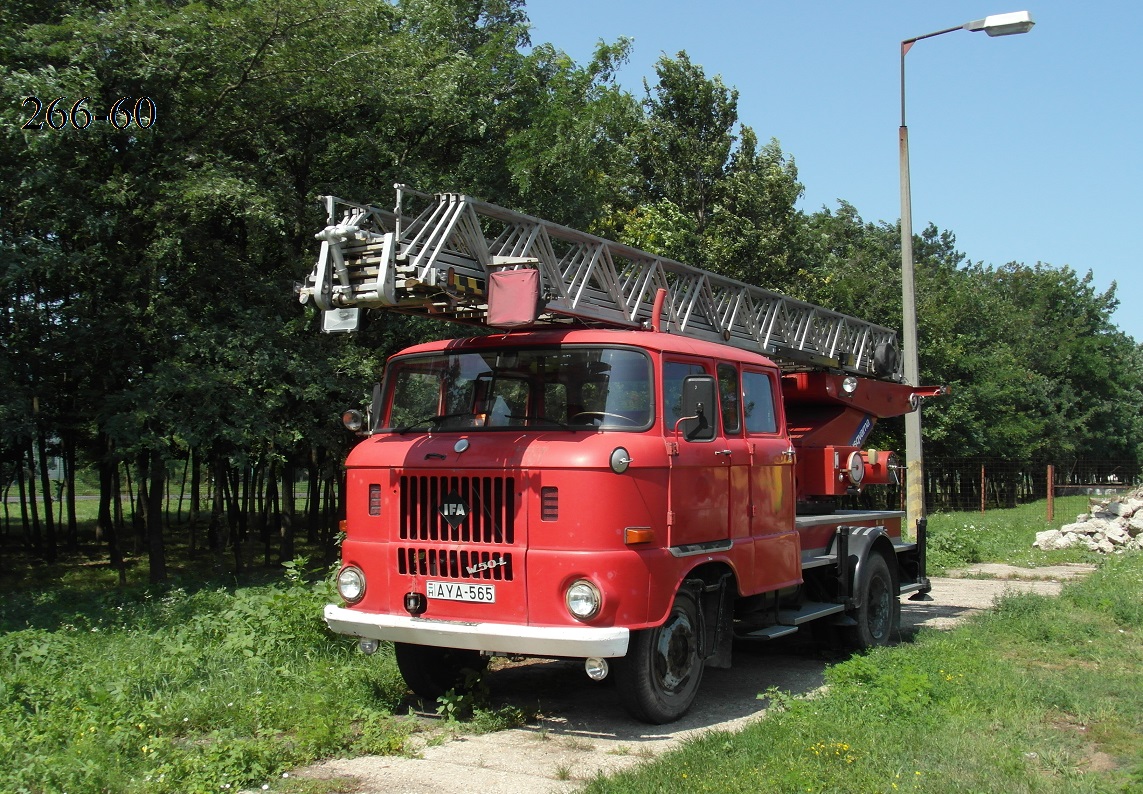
[742,370,778,434]
[663,360,707,431]
[717,363,741,435]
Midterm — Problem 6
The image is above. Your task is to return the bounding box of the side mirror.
[679,375,716,441]
[369,381,382,432]
[344,382,383,437]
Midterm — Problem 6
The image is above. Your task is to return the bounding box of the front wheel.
[615,590,704,724]
[848,553,899,648]
[393,643,487,700]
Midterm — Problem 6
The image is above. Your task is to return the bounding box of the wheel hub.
[654,613,696,692]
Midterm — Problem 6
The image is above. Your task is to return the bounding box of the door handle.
[715,449,732,457]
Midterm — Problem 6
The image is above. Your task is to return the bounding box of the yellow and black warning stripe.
[447,267,486,297]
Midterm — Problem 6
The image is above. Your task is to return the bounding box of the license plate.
[426,581,496,603]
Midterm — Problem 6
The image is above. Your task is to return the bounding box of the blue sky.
[524,0,1142,342]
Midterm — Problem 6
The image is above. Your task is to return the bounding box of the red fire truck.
[299,185,942,724]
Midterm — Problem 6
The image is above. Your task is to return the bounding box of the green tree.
[705,127,804,287]
[635,52,738,238]
[504,38,641,229]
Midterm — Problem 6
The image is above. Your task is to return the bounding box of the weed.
[471,704,530,733]
[564,736,595,752]
[756,686,798,712]
[434,667,490,721]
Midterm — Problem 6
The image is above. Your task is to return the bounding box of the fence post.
[980,463,986,515]
[1047,464,1054,523]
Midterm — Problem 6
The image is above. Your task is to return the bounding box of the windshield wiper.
[506,414,575,430]
[393,412,472,434]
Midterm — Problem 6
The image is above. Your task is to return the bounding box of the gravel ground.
[293,563,1095,794]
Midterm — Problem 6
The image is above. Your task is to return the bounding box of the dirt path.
[296,564,1094,794]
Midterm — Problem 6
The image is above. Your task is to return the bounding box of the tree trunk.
[98,445,126,586]
[207,456,225,552]
[147,449,167,583]
[63,430,78,552]
[112,462,125,540]
[24,444,41,554]
[177,455,189,525]
[306,447,321,544]
[281,460,296,562]
[36,429,56,562]
[132,456,147,555]
[189,451,202,528]
[263,459,278,566]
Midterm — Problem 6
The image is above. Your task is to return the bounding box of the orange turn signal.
[624,527,654,545]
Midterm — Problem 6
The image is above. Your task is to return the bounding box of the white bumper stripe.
[324,604,630,658]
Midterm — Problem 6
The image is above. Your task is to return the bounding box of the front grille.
[397,547,515,581]
[398,475,515,544]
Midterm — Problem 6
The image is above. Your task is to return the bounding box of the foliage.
[800,202,1143,463]
[1,0,1140,581]
[0,564,413,794]
[617,52,805,287]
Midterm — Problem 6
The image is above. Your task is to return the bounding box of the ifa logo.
[438,492,468,528]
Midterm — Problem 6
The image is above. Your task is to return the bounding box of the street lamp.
[900,11,1034,536]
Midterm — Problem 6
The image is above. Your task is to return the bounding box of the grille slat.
[399,475,515,544]
[397,547,514,581]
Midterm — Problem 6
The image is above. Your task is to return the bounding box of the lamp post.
[900,11,1035,536]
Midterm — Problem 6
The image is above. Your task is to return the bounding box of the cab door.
[717,363,753,541]
[742,367,799,593]
[663,359,729,548]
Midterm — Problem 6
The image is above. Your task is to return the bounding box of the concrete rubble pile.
[1033,486,1143,553]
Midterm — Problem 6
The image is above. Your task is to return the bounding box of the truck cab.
[325,326,930,723]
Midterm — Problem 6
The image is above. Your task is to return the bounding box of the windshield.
[381,346,653,432]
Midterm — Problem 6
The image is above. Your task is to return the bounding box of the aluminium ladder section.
[299,186,902,380]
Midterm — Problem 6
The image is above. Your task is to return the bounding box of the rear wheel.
[393,643,487,700]
[848,553,898,648]
[616,590,704,724]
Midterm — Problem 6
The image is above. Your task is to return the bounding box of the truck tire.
[848,552,898,648]
[616,590,704,724]
[393,643,487,700]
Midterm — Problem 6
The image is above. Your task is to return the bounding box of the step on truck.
[299,184,945,724]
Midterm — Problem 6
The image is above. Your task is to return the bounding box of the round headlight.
[337,566,366,604]
[846,451,865,484]
[342,409,365,433]
[841,376,859,395]
[565,579,601,621]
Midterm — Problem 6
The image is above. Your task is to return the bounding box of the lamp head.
[964,11,1035,37]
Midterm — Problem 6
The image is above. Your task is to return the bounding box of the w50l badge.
[466,557,507,576]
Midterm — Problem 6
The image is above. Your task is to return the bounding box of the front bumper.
[324,604,630,658]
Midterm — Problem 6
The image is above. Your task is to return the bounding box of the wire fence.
[925,458,1140,512]
[848,458,1140,514]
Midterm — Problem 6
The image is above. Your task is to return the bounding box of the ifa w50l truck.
[298,185,944,724]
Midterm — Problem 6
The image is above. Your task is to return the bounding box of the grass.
[0,531,532,794]
[0,494,1133,792]
[0,558,419,794]
[580,551,1143,793]
[924,494,1101,571]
